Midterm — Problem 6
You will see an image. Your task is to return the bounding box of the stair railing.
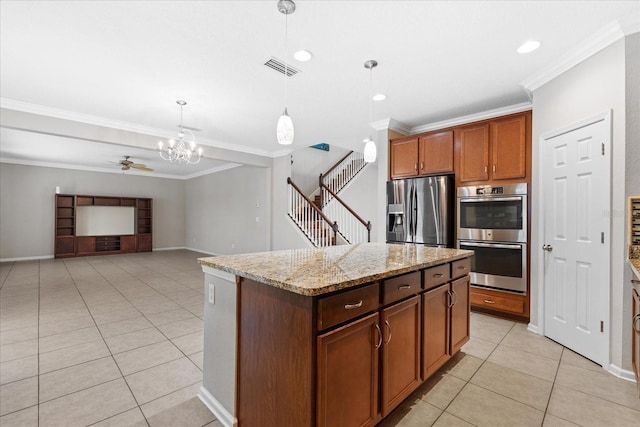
[320,181,371,244]
[287,178,338,247]
[319,151,366,207]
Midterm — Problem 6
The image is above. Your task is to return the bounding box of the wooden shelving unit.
[54,194,152,258]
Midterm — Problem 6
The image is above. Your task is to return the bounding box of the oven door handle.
[460,241,523,250]
[459,197,523,203]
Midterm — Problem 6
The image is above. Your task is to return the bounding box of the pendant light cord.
[284,11,288,109]
[369,67,373,136]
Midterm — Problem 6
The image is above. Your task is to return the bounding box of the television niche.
[55,194,152,258]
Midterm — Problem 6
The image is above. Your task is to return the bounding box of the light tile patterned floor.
[1,250,639,426]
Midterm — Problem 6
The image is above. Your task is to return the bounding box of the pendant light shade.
[363,137,377,163]
[277,108,294,145]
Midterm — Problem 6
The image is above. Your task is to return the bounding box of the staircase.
[287,151,371,248]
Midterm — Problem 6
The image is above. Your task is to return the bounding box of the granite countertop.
[199,243,473,296]
[630,259,640,279]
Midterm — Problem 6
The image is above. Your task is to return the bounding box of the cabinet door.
[490,115,526,180]
[450,276,470,354]
[390,138,419,179]
[136,234,152,252]
[75,236,95,255]
[380,296,421,417]
[55,236,75,257]
[457,124,489,182]
[317,312,379,427]
[419,131,454,175]
[422,284,450,379]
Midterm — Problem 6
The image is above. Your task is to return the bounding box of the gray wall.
[531,38,631,371]
[291,145,350,195]
[338,161,379,240]
[184,165,270,255]
[0,163,186,260]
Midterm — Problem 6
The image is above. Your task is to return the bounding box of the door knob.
[542,244,553,252]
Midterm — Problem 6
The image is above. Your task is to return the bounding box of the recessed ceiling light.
[294,50,313,62]
[517,40,541,54]
[372,94,386,101]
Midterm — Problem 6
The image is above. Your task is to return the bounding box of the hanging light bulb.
[276,0,296,145]
[364,60,378,163]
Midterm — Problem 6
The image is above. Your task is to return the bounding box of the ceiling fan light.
[277,109,294,145]
[364,138,377,163]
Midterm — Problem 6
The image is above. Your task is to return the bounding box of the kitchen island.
[198,243,473,427]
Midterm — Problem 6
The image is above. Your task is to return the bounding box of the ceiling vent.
[264,57,299,77]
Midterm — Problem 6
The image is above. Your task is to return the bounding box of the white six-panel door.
[542,112,610,366]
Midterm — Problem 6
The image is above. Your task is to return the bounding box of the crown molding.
[0,157,242,180]
[521,17,639,92]
[0,98,275,158]
[370,118,411,135]
[410,102,532,134]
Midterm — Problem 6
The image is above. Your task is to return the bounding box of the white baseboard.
[198,386,237,427]
[607,363,637,383]
[527,323,541,335]
[153,246,187,251]
[0,254,54,263]
[183,247,222,256]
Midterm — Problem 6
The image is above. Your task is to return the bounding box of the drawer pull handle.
[634,314,640,333]
[374,324,383,349]
[447,290,454,308]
[433,273,444,278]
[483,299,496,304]
[458,266,467,270]
[344,300,363,310]
[632,279,640,284]
[398,284,411,290]
[384,320,392,344]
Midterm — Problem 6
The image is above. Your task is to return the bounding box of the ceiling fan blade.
[132,165,154,172]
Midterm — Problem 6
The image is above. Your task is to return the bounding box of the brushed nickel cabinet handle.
[447,290,454,308]
[398,284,411,290]
[483,299,496,304]
[458,266,467,270]
[452,290,458,306]
[433,273,444,278]
[384,320,392,344]
[344,300,363,310]
[414,162,418,172]
[493,164,496,173]
[634,314,640,333]
[375,324,383,349]
[420,161,424,170]
[484,165,488,173]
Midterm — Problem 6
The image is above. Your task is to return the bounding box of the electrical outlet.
[231,243,235,249]
[256,216,260,222]
[208,284,215,304]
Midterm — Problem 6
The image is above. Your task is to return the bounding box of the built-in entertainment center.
[54,194,152,258]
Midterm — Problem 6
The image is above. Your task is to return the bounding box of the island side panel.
[237,278,315,427]
[200,268,238,427]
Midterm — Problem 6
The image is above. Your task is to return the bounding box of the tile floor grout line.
[0,261,15,290]
[37,259,41,426]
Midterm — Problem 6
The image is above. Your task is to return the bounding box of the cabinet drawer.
[423,264,450,290]
[451,258,471,279]
[470,291,524,314]
[382,272,420,305]
[317,283,379,331]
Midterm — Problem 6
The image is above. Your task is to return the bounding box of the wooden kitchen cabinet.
[419,131,454,175]
[390,131,454,179]
[457,123,490,182]
[490,114,526,180]
[389,137,419,178]
[455,112,529,184]
[380,296,421,417]
[422,283,450,379]
[450,275,470,354]
[317,312,380,427]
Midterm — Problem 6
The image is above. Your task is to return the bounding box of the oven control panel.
[476,187,504,195]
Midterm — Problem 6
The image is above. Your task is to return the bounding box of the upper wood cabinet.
[457,124,490,182]
[419,131,454,175]
[490,114,527,180]
[390,137,419,178]
[456,113,527,183]
[390,131,454,179]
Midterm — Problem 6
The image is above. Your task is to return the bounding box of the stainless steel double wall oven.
[457,183,527,294]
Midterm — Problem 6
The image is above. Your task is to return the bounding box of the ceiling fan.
[115,156,154,172]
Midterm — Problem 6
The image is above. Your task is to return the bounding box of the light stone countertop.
[630,259,640,279]
[199,243,473,296]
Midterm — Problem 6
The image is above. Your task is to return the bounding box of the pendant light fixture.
[276,0,296,145]
[363,60,378,163]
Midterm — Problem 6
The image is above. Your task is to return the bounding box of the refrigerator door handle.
[413,183,418,239]
[408,184,414,241]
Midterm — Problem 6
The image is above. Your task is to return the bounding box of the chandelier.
[158,100,203,164]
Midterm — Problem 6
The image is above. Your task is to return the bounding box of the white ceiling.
[1,1,639,177]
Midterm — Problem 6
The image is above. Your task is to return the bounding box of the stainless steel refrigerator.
[386,175,454,247]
